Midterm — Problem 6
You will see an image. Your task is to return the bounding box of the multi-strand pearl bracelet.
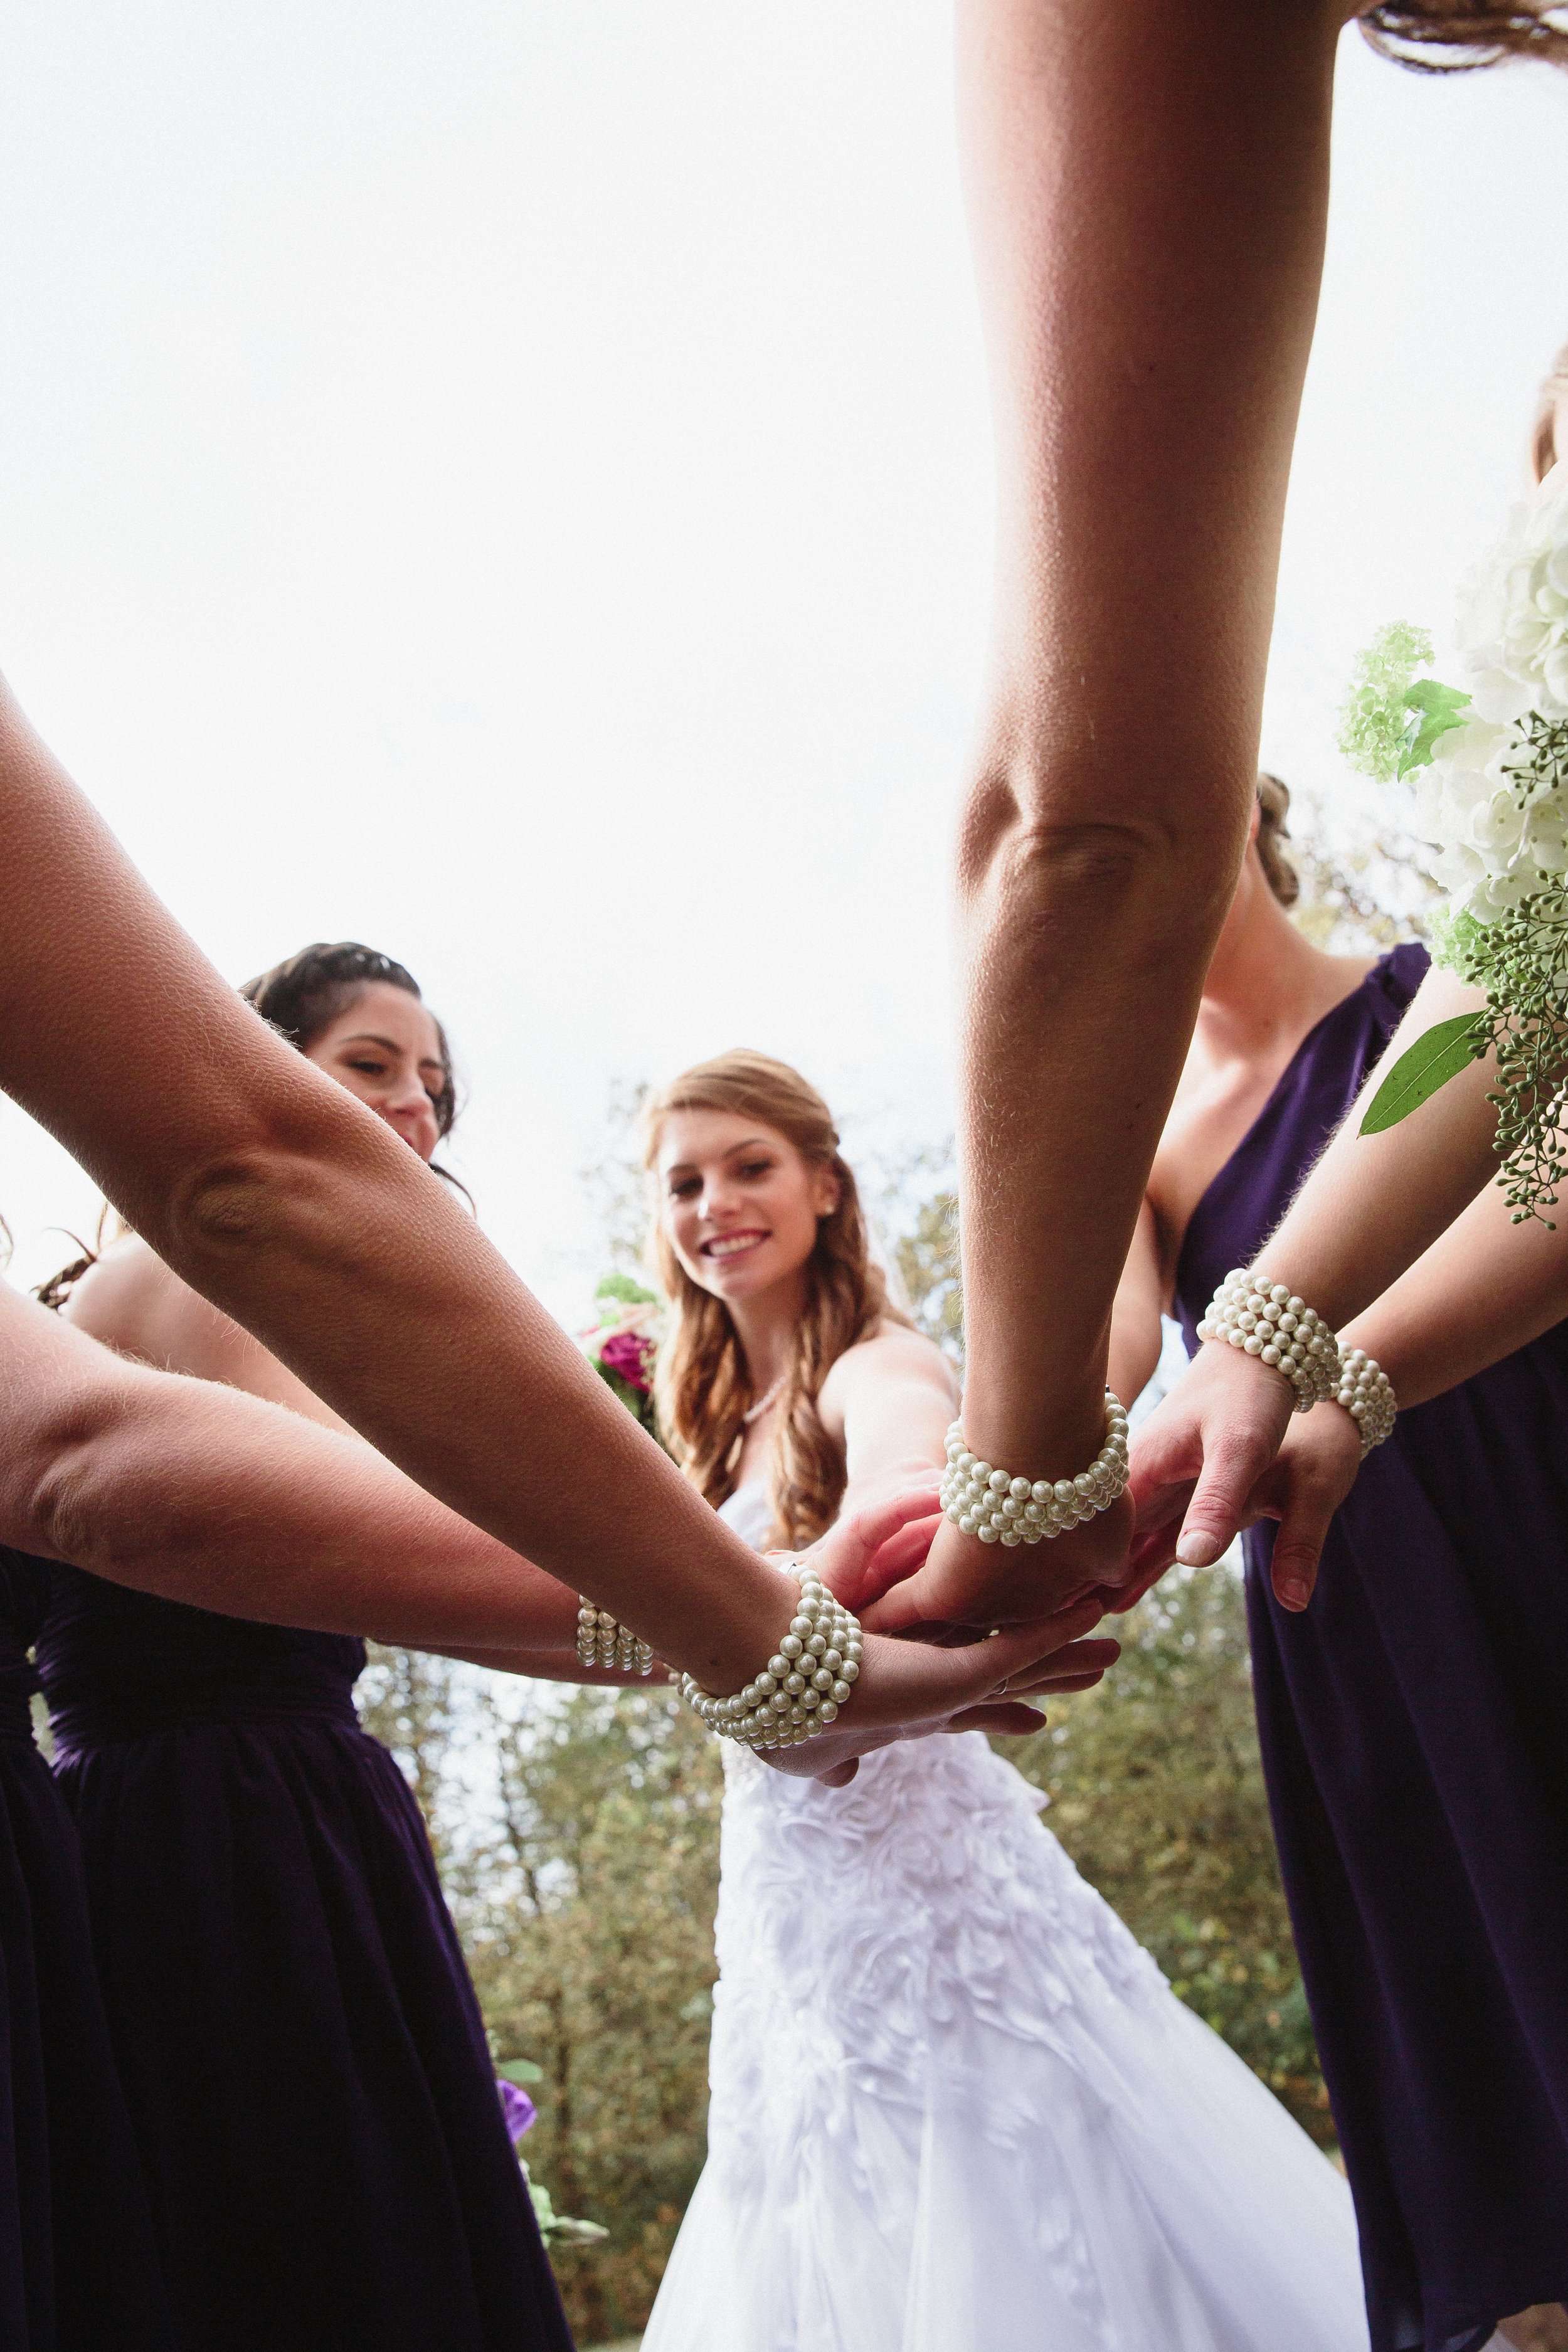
[674,1564,862,1751]
[576,1601,654,1677]
[1335,1347,1398,1456]
[940,1392,1130,1546]
[1195,1271,1342,1412]
[1197,1268,1398,1454]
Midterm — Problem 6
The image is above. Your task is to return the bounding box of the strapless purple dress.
[35,1569,575,2352]
[1173,941,1568,2352]
[0,1548,172,2351]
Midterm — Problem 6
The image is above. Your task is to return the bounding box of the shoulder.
[63,1235,249,1377]
[818,1320,957,1412]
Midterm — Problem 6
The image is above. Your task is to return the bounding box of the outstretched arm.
[1129,965,1503,1572]
[0,679,807,1695]
[915,0,1347,1625]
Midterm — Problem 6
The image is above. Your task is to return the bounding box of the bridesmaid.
[40,943,577,2352]
[1112,796,1568,2348]
[0,1535,174,2352]
[904,0,1567,1648]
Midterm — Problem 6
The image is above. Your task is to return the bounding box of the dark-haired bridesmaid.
[40,942,576,2352]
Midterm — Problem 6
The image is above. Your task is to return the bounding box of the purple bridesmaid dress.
[1173,942,1568,2352]
[34,1568,575,2352]
[0,1549,173,2351]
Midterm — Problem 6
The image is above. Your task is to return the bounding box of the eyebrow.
[664,1135,775,1177]
[338,1032,445,1073]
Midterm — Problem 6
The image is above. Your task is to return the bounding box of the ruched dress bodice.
[36,1564,364,1754]
[36,1568,573,2352]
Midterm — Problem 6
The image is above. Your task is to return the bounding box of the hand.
[761,1591,1121,1785]
[1242,1402,1363,1611]
[1125,1342,1295,1586]
[854,1492,1135,1642]
[797,1481,943,1614]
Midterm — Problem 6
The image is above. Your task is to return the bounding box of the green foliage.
[594,1273,659,1311]
[1337,620,1443,784]
[1399,676,1472,777]
[1433,884,1568,1223]
[1004,1568,1331,2141]
[1358,1010,1486,1135]
[454,1687,723,2344]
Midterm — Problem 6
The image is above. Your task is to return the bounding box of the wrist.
[954,1381,1108,1484]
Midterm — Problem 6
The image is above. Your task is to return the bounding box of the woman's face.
[657,1108,839,1309]
[304,981,447,1163]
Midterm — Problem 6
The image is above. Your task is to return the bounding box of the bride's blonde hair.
[643,1051,911,1546]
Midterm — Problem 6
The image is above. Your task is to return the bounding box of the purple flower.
[599,1328,655,1394]
[499,2079,537,2144]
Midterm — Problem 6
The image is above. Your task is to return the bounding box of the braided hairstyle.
[1255,774,1301,910]
[643,1051,912,1547]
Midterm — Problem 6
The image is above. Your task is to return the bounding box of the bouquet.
[578,1272,664,1437]
[1338,469,1568,1221]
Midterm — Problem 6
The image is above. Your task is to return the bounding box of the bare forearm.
[0,694,793,1688]
[1253,972,1498,1325]
[1341,1185,1568,1409]
[953,0,1338,1473]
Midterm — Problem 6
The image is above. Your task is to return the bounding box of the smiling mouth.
[703,1231,769,1263]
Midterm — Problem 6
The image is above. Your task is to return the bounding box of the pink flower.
[600,1328,656,1394]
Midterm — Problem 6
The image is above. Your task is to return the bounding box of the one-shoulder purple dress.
[1173,941,1568,2352]
[34,1568,575,2352]
[0,1547,173,2352]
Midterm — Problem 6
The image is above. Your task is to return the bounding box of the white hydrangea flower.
[1455,474,1568,722]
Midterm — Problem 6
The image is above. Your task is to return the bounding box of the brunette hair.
[241,941,458,1138]
[38,941,464,1309]
[1255,775,1301,909]
[643,1050,912,1546]
[1360,4,1568,66]
[1532,339,1568,482]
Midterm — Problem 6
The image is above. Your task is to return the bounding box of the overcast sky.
[1,6,1565,1319]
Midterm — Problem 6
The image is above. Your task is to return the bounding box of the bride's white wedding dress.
[642,1483,1371,2352]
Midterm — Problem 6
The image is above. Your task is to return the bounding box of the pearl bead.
[780,1635,803,1660]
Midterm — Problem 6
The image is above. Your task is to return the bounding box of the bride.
[638,1049,1369,2352]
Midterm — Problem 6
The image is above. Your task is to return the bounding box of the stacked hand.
[1125,1346,1364,1614]
[767,1485,1123,1786]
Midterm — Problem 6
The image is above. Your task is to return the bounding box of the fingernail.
[1277,1577,1310,1612]
[1175,1530,1222,1568]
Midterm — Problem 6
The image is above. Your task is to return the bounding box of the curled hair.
[1360,3,1568,68]
[1532,339,1568,482]
[1256,774,1300,909]
[643,1051,911,1547]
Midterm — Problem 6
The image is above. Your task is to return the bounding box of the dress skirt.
[36,1567,574,2352]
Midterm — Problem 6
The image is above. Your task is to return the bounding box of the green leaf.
[1359,1012,1486,1135]
[1396,677,1471,778]
[498,2058,544,2085]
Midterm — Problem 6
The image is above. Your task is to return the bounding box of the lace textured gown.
[642,1485,1369,2352]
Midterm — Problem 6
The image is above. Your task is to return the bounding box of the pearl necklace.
[742,1370,788,1426]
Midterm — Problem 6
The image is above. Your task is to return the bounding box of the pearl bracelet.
[940,1392,1130,1546]
[1196,1271,1342,1412]
[576,1601,654,1677]
[1335,1347,1397,1456]
[674,1564,862,1751]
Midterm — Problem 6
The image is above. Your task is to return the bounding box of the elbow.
[161,1122,385,1295]
[956,756,1246,951]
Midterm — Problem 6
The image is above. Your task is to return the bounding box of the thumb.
[1173,1423,1283,1571]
